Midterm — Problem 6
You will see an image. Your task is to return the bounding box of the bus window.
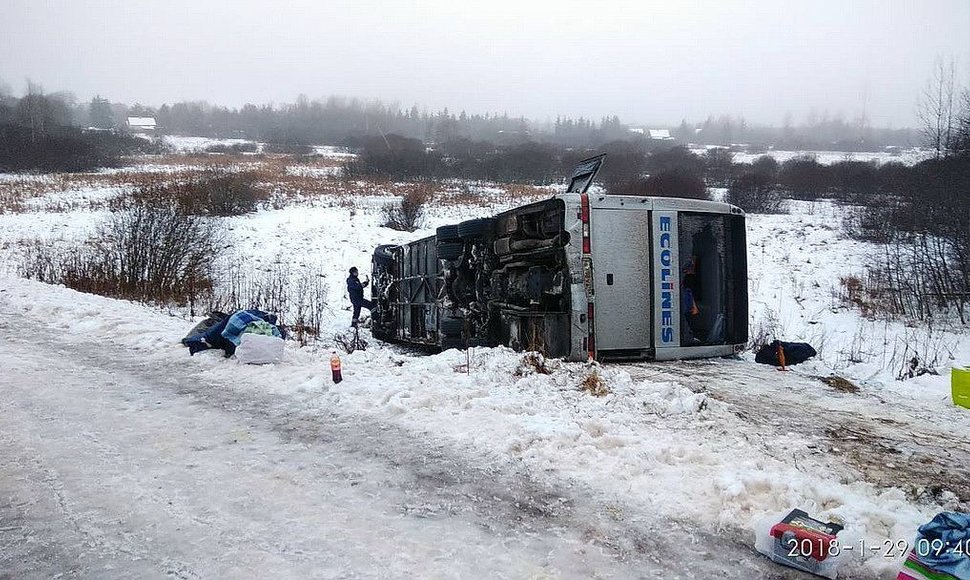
[678,213,746,347]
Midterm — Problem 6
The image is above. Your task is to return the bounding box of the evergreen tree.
[89,95,114,129]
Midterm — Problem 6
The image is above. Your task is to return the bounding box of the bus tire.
[440,317,464,337]
[493,237,512,256]
[373,244,396,270]
[439,337,464,351]
[436,224,460,243]
[437,241,464,260]
[458,218,491,240]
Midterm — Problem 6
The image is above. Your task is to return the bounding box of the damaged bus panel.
[370,156,747,362]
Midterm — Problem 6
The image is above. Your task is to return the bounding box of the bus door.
[589,208,652,353]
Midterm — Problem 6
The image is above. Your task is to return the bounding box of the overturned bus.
[369,155,748,362]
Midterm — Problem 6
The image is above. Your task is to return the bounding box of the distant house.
[126,116,156,132]
[648,129,673,141]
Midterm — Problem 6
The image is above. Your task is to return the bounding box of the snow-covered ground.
[161,135,258,153]
[690,147,933,166]
[1,158,968,578]
[158,136,356,160]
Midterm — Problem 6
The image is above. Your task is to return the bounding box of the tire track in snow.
[623,358,970,510]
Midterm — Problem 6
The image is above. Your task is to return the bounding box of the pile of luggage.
[181,310,285,364]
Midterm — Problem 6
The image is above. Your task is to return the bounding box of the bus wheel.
[439,337,464,351]
[436,224,460,243]
[458,218,492,239]
[437,241,464,260]
[440,317,464,337]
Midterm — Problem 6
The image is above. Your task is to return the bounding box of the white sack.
[235,333,284,365]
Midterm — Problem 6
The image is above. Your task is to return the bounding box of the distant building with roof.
[126,116,156,132]
[629,127,676,141]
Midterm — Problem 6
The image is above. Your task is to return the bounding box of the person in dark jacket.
[347,267,374,326]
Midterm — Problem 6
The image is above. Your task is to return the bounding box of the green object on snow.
[242,320,282,338]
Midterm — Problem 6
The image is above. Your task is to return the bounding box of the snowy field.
[160,135,258,153]
[1,154,968,579]
[157,135,356,161]
[689,147,933,166]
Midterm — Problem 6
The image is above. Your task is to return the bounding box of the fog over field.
[2,0,969,126]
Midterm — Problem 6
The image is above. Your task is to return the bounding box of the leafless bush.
[876,238,967,323]
[381,185,433,231]
[119,170,268,217]
[837,274,893,320]
[749,308,782,350]
[887,324,953,380]
[334,328,368,354]
[579,366,610,397]
[778,155,832,200]
[841,156,970,326]
[20,203,222,305]
[615,169,708,199]
[0,191,25,213]
[842,202,905,243]
[834,323,871,368]
[515,352,552,376]
[838,230,968,326]
[727,172,786,214]
[202,260,328,345]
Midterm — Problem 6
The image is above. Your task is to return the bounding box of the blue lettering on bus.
[658,216,675,345]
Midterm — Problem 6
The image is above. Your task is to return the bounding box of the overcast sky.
[2,0,968,127]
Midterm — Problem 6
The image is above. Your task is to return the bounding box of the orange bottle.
[330,352,343,384]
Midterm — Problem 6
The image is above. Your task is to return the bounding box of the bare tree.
[956,86,970,156]
[918,58,958,158]
[20,80,47,142]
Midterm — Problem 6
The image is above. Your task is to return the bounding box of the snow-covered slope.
[1,271,964,578]
[1,162,969,577]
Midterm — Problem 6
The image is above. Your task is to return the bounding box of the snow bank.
[2,157,968,577]
[0,274,956,578]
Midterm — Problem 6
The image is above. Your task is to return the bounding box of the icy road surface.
[0,317,799,579]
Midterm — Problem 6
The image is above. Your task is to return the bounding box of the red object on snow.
[330,352,343,384]
[770,522,835,562]
[764,509,844,577]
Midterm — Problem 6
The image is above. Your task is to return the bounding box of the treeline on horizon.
[0,80,918,152]
[0,84,159,172]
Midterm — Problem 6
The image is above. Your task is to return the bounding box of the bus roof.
[555,193,743,216]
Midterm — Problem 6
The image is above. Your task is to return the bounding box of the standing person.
[346,267,374,326]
